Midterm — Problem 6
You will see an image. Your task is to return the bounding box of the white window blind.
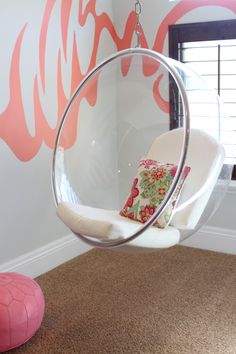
[179,39,236,164]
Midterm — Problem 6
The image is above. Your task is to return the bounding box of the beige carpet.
[9,246,236,354]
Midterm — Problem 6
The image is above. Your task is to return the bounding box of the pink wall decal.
[39,0,56,93]
[0,0,235,161]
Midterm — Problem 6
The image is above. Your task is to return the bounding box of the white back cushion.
[146,128,225,229]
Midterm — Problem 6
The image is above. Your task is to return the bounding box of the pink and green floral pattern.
[120,158,191,228]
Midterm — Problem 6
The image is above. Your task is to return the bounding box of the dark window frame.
[169,19,236,179]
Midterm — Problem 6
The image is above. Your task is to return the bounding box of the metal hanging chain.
[134,0,142,48]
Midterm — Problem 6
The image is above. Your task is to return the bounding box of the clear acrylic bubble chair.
[52,48,233,251]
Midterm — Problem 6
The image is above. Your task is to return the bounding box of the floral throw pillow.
[120,158,191,228]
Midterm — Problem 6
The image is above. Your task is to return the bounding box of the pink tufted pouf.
[0,272,45,352]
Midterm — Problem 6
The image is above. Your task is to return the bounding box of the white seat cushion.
[57,202,180,249]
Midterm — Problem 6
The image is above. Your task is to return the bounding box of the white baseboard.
[0,226,235,279]
[0,233,91,279]
[182,225,236,255]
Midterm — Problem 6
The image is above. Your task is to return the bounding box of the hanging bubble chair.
[52,47,232,251]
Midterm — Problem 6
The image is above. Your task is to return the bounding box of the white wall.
[0,1,235,277]
[208,183,236,229]
[0,0,116,268]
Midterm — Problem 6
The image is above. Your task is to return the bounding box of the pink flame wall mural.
[0,0,236,161]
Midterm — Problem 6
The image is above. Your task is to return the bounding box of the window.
[169,19,236,179]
